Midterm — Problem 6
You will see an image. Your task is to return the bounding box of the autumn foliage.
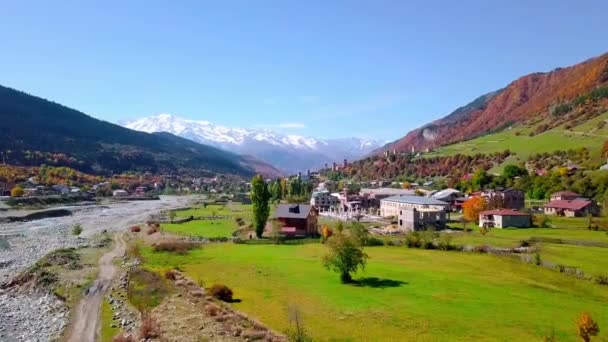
[10,186,24,197]
[321,225,333,242]
[576,312,600,342]
[463,196,487,223]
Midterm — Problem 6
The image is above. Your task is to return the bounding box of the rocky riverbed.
[0,196,195,342]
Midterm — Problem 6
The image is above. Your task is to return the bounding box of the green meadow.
[163,203,255,238]
[427,112,608,172]
[140,242,608,341]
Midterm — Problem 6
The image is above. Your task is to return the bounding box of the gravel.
[0,195,195,342]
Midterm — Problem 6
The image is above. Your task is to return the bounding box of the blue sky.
[0,0,606,140]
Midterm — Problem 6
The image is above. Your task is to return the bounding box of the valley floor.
[139,241,608,341]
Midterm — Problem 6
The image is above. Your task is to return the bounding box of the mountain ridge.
[0,85,281,178]
[381,52,608,154]
[122,114,384,173]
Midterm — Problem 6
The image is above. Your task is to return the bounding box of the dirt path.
[67,233,126,342]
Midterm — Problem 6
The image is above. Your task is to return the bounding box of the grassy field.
[164,203,255,238]
[427,112,608,172]
[448,216,608,277]
[139,243,608,341]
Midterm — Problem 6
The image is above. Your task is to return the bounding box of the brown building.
[550,191,581,201]
[274,204,318,237]
[544,199,600,217]
[482,188,525,210]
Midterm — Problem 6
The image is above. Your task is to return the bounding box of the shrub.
[479,226,489,236]
[153,240,198,254]
[139,315,159,339]
[534,252,542,266]
[208,283,234,302]
[147,226,159,235]
[595,275,608,286]
[10,186,24,197]
[72,224,83,236]
[164,269,178,280]
[130,226,141,233]
[473,245,490,253]
[437,234,453,251]
[404,232,421,248]
[576,312,599,342]
[365,237,384,246]
[204,303,220,316]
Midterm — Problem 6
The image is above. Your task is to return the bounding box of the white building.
[112,189,129,197]
[380,195,449,217]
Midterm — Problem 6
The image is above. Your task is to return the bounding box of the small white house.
[112,189,129,197]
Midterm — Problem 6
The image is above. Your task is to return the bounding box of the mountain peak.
[122,114,383,173]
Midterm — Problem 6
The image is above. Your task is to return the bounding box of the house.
[134,186,146,196]
[360,188,417,208]
[310,190,339,210]
[398,207,447,231]
[112,189,129,197]
[274,204,318,237]
[544,199,600,217]
[380,195,449,218]
[550,191,581,201]
[432,188,463,204]
[481,188,525,210]
[479,209,531,228]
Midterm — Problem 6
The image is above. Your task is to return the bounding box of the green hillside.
[427,111,608,172]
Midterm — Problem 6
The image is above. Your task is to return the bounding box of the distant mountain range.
[122,114,384,173]
[0,85,282,178]
[380,52,608,153]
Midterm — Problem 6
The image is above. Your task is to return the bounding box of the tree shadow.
[351,277,408,288]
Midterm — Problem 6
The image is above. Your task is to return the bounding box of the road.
[67,233,126,342]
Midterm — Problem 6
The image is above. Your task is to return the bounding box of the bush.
[595,275,608,286]
[534,252,542,266]
[473,245,490,253]
[208,283,234,302]
[437,234,453,251]
[153,240,198,254]
[364,237,384,246]
[72,224,83,236]
[10,186,24,197]
[147,226,159,235]
[576,312,599,342]
[204,303,220,316]
[139,315,159,339]
[404,231,421,248]
[130,226,141,233]
[164,269,179,280]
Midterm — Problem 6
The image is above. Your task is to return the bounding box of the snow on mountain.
[122,114,383,173]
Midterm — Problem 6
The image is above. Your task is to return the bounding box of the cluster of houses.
[291,182,603,236]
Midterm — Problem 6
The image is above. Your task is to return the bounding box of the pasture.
[139,242,608,341]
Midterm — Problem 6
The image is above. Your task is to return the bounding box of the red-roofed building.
[479,209,531,228]
[544,199,600,217]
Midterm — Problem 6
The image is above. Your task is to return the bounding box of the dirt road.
[67,233,126,342]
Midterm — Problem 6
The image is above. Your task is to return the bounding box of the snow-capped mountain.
[122,114,383,173]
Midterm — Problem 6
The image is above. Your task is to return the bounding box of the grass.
[162,219,238,238]
[139,243,608,341]
[448,216,608,277]
[427,112,608,172]
[101,298,120,342]
[174,203,254,219]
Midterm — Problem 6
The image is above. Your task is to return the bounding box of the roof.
[274,204,313,219]
[360,188,416,196]
[544,199,594,211]
[432,188,462,199]
[550,191,580,197]
[480,209,530,217]
[381,195,449,206]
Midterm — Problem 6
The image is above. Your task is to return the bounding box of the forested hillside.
[0,85,280,177]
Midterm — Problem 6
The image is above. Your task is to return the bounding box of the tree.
[322,232,368,283]
[10,186,24,197]
[471,168,491,191]
[576,312,599,342]
[463,196,487,223]
[503,164,527,179]
[320,225,333,243]
[401,181,411,189]
[251,175,271,238]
